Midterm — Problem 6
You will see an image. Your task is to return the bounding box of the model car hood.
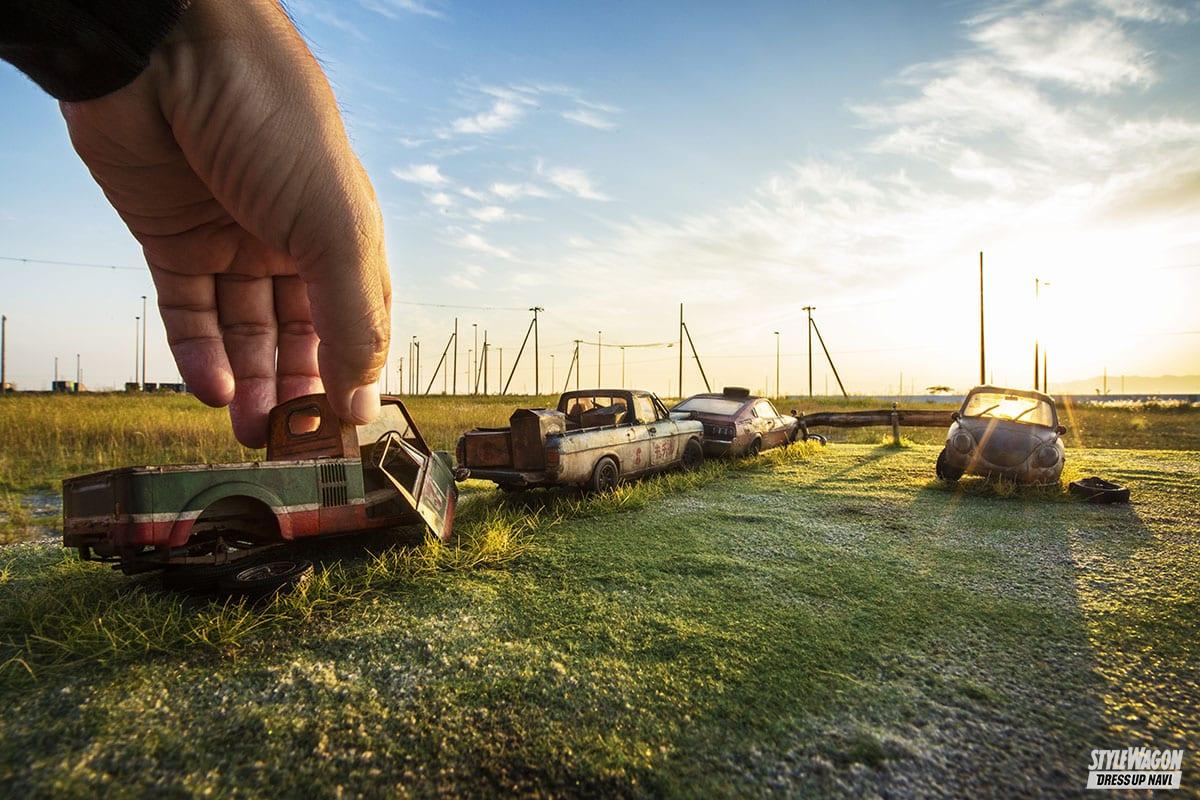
[958,417,1056,467]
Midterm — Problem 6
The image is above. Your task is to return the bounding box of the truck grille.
[318,462,348,507]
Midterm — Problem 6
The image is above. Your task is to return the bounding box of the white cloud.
[563,108,618,130]
[449,99,524,135]
[543,165,610,201]
[392,163,448,185]
[454,233,512,259]
[468,205,508,222]
[460,186,489,202]
[427,191,454,208]
[968,7,1155,92]
[491,182,550,201]
[446,273,478,289]
[358,0,444,19]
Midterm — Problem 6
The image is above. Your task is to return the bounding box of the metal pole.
[472,323,478,395]
[1033,277,1039,390]
[498,348,503,394]
[551,354,555,391]
[1,314,7,391]
[502,316,536,395]
[682,322,711,392]
[574,340,581,392]
[453,318,458,395]
[809,316,847,397]
[134,316,140,386]
[415,339,420,395]
[1043,351,1048,394]
[678,303,683,397]
[531,307,542,395]
[483,331,489,395]
[141,295,147,388]
[774,331,780,398]
[76,353,81,387]
[979,252,986,386]
[803,306,814,396]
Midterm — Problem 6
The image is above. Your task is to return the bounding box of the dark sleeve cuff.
[0,0,191,102]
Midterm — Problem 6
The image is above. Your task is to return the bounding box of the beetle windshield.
[674,397,745,416]
[962,392,1055,426]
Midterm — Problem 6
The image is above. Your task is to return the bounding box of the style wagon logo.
[1087,748,1185,790]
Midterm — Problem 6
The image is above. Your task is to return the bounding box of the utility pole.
[452,318,458,395]
[678,303,684,398]
[472,323,478,395]
[76,353,81,387]
[1042,352,1048,394]
[979,252,986,386]
[54,355,58,386]
[530,307,542,395]
[134,315,140,386]
[1033,277,1041,390]
[140,295,147,388]
[498,348,503,394]
[0,314,7,391]
[550,353,555,391]
[774,330,780,398]
[573,340,582,392]
[398,356,404,396]
[803,306,814,396]
[483,330,489,395]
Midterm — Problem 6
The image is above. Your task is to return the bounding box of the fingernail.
[350,384,380,424]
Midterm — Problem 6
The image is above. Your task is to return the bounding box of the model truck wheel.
[589,457,620,494]
[681,438,704,471]
[218,559,313,599]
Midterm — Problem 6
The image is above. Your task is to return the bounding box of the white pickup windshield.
[962,392,1054,426]
[675,397,745,415]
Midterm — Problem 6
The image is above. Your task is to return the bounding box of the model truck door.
[358,399,457,541]
[636,393,678,467]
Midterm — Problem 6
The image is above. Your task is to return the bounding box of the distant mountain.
[1052,375,1200,395]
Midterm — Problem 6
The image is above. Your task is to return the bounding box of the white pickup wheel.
[589,457,620,494]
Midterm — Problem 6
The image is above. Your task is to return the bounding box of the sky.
[1,0,1198,396]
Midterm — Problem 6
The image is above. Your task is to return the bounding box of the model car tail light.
[545,447,560,467]
[703,424,735,441]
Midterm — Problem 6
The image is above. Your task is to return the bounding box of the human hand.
[58,0,391,447]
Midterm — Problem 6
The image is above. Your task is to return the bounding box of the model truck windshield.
[675,397,744,415]
[962,392,1055,426]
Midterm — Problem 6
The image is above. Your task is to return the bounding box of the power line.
[0,255,141,271]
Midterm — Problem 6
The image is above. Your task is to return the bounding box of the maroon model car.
[671,387,801,457]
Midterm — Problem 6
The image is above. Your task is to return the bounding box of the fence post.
[890,402,900,446]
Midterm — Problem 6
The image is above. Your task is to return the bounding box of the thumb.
[294,182,392,424]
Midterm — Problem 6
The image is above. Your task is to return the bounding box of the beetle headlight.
[952,432,973,454]
[1036,445,1059,468]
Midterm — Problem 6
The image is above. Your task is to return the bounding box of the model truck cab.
[457,389,705,492]
[63,394,457,575]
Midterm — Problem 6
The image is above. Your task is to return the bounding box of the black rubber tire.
[744,438,762,459]
[936,448,963,482]
[589,457,620,494]
[217,558,313,600]
[681,438,704,471]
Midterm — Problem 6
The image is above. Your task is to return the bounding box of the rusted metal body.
[62,394,458,574]
[671,387,801,457]
[936,386,1066,485]
[456,389,704,490]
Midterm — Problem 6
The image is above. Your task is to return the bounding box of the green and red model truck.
[62,394,458,589]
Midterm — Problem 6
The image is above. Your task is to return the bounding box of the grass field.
[0,394,1197,796]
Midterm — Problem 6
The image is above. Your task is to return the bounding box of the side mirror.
[950,411,960,422]
[790,409,798,417]
[1056,425,1067,436]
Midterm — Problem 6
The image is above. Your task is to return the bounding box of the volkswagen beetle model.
[936,385,1066,485]
[62,394,458,589]
[671,387,801,458]
[456,389,705,492]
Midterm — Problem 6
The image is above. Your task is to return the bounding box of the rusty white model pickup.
[456,389,705,492]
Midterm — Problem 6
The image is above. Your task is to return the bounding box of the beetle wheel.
[589,457,620,494]
[936,448,963,482]
[744,438,762,459]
